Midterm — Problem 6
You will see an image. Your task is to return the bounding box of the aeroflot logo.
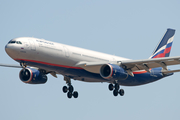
[36,40,54,45]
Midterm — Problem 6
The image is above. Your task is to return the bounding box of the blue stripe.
[165,53,170,57]
[16,60,167,86]
[152,49,165,58]
[166,42,173,48]
[152,42,173,58]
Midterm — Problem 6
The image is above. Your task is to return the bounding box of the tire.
[113,90,118,96]
[67,92,72,98]
[108,84,114,91]
[73,91,78,98]
[69,85,74,92]
[119,89,125,96]
[63,86,68,93]
[115,83,119,90]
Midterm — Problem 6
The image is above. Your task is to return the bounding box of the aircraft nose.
[5,44,14,55]
[5,44,10,53]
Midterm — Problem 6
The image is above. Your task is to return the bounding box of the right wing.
[0,64,21,68]
[0,63,58,78]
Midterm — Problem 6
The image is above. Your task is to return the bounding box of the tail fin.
[150,28,175,59]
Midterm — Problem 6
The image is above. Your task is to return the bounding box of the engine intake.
[100,64,128,80]
[19,68,47,84]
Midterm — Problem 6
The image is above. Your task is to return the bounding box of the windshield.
[8,40,22,44]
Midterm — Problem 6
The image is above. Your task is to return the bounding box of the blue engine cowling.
[100,64,128,80]
[19,67,47,84]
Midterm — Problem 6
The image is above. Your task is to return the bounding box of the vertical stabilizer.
[150,28,175,59]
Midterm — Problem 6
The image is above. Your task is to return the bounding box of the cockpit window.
[8,40,22,44]
[16,41,22,44]
[8,40,16,44]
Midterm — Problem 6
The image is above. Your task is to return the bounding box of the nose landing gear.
[20,62,27,68]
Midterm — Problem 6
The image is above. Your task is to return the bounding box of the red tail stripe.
[153,46,171,58]
[164,46,171,54]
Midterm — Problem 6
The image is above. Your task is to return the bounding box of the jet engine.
[100,64,128,80]
[19,68,47,84]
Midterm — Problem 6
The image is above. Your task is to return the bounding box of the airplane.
[1,28,180,99]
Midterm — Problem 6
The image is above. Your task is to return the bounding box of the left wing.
[75,56,180,76]
[121,56,180,72]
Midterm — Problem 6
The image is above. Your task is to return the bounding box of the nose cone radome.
[5,44,12,55]
[5,44,18,59]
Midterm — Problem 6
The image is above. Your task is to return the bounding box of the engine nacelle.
[19,68,47,84]
[100,64,128,80]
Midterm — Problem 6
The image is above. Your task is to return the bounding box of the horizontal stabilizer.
[162,69,180,74]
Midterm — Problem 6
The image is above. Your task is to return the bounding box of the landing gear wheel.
[63,77,79,99]
[108,84,114,91]
[69,85,74,93]
[108,82,125,97]
[73,91,78,98]
[113,90,118,96]
[62,86,68,93]
[67,92,72,98]
[115,83,120,90]
[119,89,124,96]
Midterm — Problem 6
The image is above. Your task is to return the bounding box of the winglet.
[150,28,175,59]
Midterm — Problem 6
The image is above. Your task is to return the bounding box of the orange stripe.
[133,70,147,74]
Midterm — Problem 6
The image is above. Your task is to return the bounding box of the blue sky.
[0,0,180,120]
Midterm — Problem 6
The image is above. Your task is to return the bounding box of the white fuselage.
[5,37,129,82]
[4,28,176,88]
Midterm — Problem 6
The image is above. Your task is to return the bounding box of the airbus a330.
[1,28,180,98]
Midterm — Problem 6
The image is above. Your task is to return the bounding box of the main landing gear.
[62,76,78,99]
[108,82,124,97]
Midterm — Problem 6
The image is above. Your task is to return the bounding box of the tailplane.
[150,28,175,59]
